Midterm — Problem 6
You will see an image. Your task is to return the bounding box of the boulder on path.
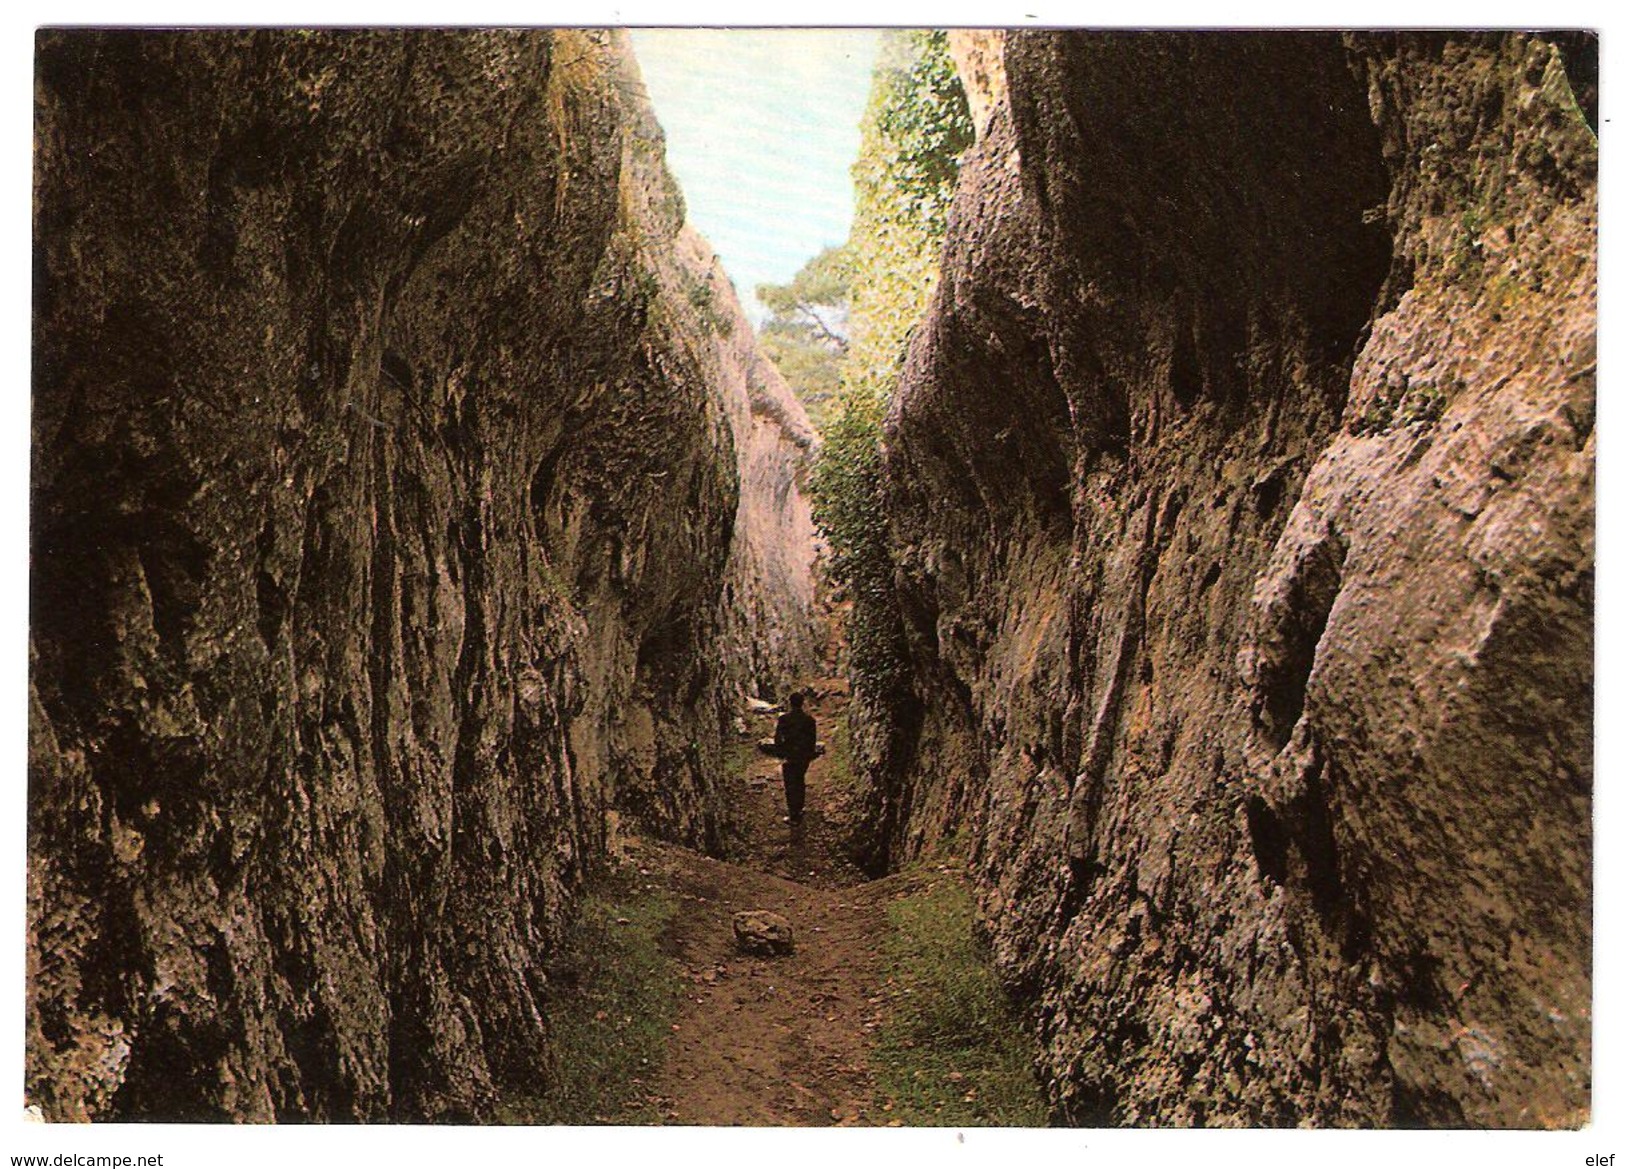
[733,910,794,956]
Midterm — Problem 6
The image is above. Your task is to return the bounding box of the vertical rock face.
[29,29,818,1121]
[691,228,824,704]
[874,31,1593,1126]
[946,30,1007,141]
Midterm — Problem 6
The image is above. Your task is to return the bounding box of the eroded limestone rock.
[865,30,1593,1126]
[28,28,817,1121]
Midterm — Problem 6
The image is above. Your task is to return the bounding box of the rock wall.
[29,28,818,1121]
[692,229,823,704]
[872,31,1593,1126]
[946,30,1006,141]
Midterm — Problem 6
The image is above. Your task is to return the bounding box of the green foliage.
[683,268,733,337]
[757,243,854,348]
[758,322,842,430]
[840,29,972,405]
[686,275,715,317]
[1450,203,1489,280]
[759,28,970,447]
[866,31,975,222]
[1350,377,1454,437]
[806,30,971,704]
[809,396,887,588]
[873,873,1048,1126]
[497,879,679,1124]
[755,245,852,430]
[818,700,859,801]
[809,399,915,703]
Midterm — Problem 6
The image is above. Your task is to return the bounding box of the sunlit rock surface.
[691,227,823,706]
[871,31,1593,1126]
[947,29,1007,141]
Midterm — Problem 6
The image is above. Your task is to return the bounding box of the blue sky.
[630,29,879,325]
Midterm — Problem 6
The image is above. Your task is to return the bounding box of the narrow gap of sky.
[630,29,880,326]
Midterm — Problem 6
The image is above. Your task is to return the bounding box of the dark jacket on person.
[773,708,818,764]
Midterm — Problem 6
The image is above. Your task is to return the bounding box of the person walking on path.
[772,692,818,826]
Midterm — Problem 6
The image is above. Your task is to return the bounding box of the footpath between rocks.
[625,681,913,1126]
[567,674,1046,1129]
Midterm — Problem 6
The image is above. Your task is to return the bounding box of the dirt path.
[629,682,901,1126]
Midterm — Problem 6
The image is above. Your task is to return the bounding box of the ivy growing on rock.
[803,29,972,866]
[838,30,973,413]
[813,28,970,586]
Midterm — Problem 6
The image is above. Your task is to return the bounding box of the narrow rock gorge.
[28,27,1595,1132]
[864,31,1594,1126]
[29,29,819,1121]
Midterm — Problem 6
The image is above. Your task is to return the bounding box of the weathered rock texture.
[732,909,796,957]
[696,229,823,704]
[947,30,1007,141]
[869,31,1594,1126]
[29,28,817,1121]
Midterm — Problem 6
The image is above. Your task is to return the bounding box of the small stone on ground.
[733,909,795,956]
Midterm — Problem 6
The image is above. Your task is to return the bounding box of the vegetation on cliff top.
[837,29,971,412]
[755,243,852,431]
[757,28,971,460]
[802,29,972,734]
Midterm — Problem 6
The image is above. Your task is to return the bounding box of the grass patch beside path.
[874,869,1048,1126]
[495,867,678,1124]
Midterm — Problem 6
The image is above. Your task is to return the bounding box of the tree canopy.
[839,29,972,412]
[755,244,853,431]
[756,244,853,350]
[753,29,972,597]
